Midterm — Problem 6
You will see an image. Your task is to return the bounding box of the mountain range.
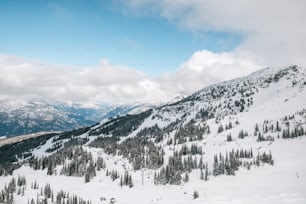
[0,65,305,204]
[0,99,153,137]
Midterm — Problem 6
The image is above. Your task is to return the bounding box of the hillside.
[0,65,305,204]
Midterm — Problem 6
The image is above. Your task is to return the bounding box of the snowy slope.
[0,65,306,204]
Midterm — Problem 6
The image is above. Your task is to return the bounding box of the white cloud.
[0,52,261,104]
[0,55,166,103]
[118,0,306,67]
[2,1,304,104]
[158,50,262,95]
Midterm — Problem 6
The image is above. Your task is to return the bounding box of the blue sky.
[0,0,303,103]
[0,0,242,76]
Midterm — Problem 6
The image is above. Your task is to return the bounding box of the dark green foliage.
[257,132,274,142]
[282,126,305,139]
[120,171,134,188]
[174,122,207,144]
[193,191,199,199]
[137,120,182,143]
[118,138,164,170]
[107,169,119,181]
[29,146,104,182]
[0,133,57,176]
[96,156,106,171]
[217,124,224,133]
[212,149,272,177]
[90,137,164,170]
[85,173,90,183]
[204,163,209,181]
[196,107,215,121]
[226,134,232,142]
[234,100,245,112]
[179,144,202,155]
[154,151,201,185]
[63,137,89,148]
[183,172,189,182]
[17,175,26,187]
[89,110,152,137]
[225,122,233,130]
[84,161,96,183]
[238,130,248,139]
[256,151,274,165]
[136,124,163,142]
[89,137,119,155]
[55,189,92,204]
[44,183,51,198]
[52,126,92,142]
[45,141,63,153]
[0,177,16,203]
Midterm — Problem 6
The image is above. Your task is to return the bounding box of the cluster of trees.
[28,183,92,204]
[105,169,134,188]
[256,151,274,165]
[45,141,63,153]
[256,132,274,142]
[282,126,305,139]
[196,107,215,121]
[217,121,234,134]
[253,118,305,141]
[154,147,274,185]
[90,137,164,171]
[0,133,57,176]
[89,110,152,137]
[238,130,249,139]
[212,149,252,176]
[0,177,18,203]
[194,81,255,121]
[212,149,273,177]
[137,119,183,144]
[119,171,134,188]
[63,138,90,149]
[0,177,93,204]
[174,121,208,144]
[29,146,106,183]
[154,151,206,185]
[226,134,233,142]
[136,124,163,142]
[254,121,282,137]
[179,144,202,155]
[89,137,119,155]
[106,169,120,181]
[52,126,92,143]
[118,138,164,170]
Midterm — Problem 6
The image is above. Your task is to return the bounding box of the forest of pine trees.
[29,146,105,182]
[90,137,164,171]
[0,176,93,204]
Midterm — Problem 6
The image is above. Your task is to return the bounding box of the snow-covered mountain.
[0,65,306,204]
[0,99,152,138]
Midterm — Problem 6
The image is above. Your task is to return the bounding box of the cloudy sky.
[0,0,305,104]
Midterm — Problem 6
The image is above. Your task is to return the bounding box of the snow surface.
[1,137,306,204]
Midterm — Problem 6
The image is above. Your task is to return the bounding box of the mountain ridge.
[0,99,154,138]
[0,65,305,204]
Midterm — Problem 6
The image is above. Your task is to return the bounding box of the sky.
[0,0,305,104]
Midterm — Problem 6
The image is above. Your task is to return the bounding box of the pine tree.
[204,163,209,181]
[200,168,204,180]
[226,134,232,142]
[193,191,199,199]
[183,172,189,182]
[84,173,90,183]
